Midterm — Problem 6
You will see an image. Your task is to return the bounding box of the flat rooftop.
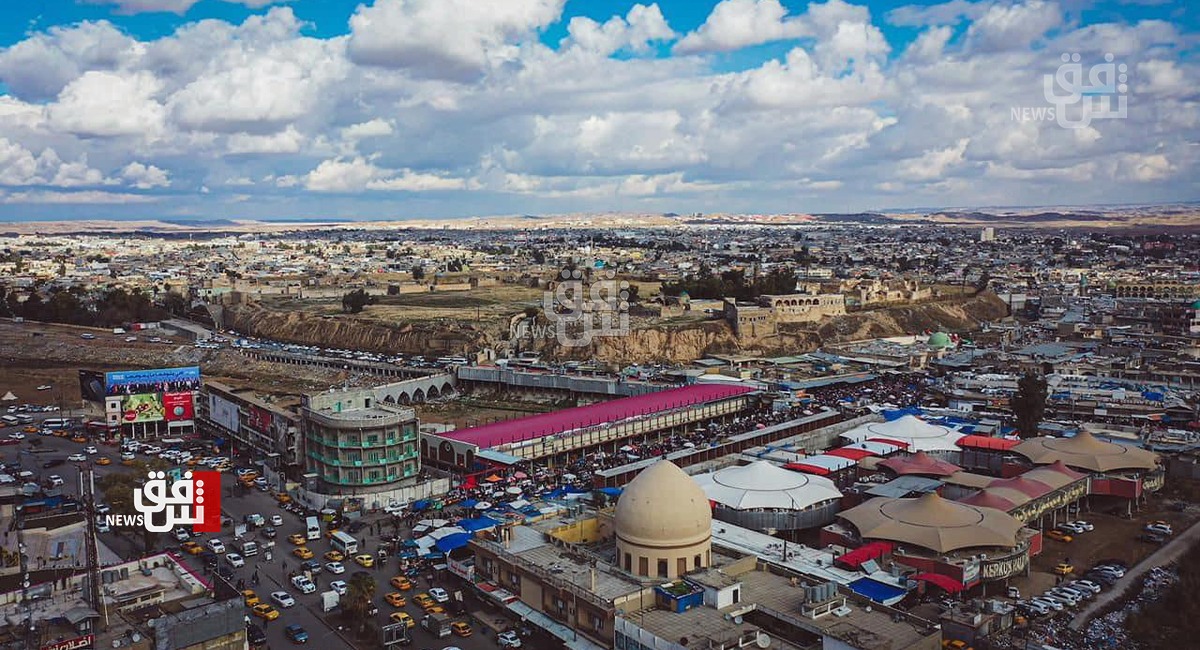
[441,384,754,449]
[513,544,643,602]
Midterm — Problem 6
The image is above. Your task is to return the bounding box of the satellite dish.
[130,633,141,642]
[756,632,772,648]
[733,616,743,625]
[111,640,121,648]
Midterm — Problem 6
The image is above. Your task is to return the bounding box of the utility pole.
[15,486,37,650]
[79,464,106,629]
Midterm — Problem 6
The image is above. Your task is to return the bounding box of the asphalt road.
[1,423,505,650]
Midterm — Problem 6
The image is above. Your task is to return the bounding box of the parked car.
[1145,523,1173,536]
[1071,520,1094,531]
[1046,530,1073,543]
[497,630,523,648]
[1031,596,1064,612]
[1139,532,1168,544]
[329,580,347,596]
[1070,579,1102,594]
[271,591,296,608]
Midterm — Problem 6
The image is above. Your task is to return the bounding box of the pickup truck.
[421,612,452,638]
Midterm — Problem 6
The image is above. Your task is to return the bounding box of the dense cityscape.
[1,2,1199,650]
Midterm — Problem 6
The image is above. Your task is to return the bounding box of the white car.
[497,631,523,648]
[270,591,295,608]
[1071,520,1094,531]
[67,454,87,462]
[173,528,191,542]
[429,587,450,603]
[1031,596,1064,612]
[270,514,283,526]
[207,539,226,554]
[1072,579,1102,594]
[48,475,64,487]
[226,553,245,568]
[329,580,347,596]
[121,452,136,461]
[1058,522,1085,534]
[325,561,345,574]
[8,433,25,440]
[290,575,316,594]
[1145,523,1172,536]
[84,446,99,455]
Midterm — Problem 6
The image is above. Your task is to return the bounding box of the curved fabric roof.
[838,492,1023,553]
[1020,461,1088,489]
[841,415,964,453]
[957,435,1020,451]
[879,451,962,477]
[989,476,1053,498]
[695,460,843,511]
[1012,431,1159,473]
[959,490,1017,511]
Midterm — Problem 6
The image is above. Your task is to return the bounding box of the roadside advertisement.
[78,370,106,403]
[209,394,240,433]
[163,392,195,422]
[121,393,165,423]
[105,366,201,395]
[248,405,274,432]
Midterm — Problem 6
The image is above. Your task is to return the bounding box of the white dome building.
[694,460,844,533]
[615,460,712,579]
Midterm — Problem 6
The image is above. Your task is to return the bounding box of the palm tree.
[345,572,377,636]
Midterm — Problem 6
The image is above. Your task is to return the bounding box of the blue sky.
[0,0,1196,220]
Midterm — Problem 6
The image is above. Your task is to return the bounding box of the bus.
[15,414,33,425]
[330,531,358,555]
[0,415,18,426]
[41,418,73,430]
[85,421,119,437]
[305,516,321,541]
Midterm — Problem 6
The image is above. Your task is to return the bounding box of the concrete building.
[300,387,421,492]
[615,461,713,579]
[197,380,301,478]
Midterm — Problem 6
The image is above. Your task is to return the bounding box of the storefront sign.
[981,552,1029,580]
[42,635,94,650]
[1010,481,1088,523]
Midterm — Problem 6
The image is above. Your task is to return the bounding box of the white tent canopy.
[840,415,964,452]
[1,392,16,401]
[694,460,843,511]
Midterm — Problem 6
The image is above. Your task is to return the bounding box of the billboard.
[209,395,240,433]
[120,393,165,423]
[78,370,106,403]
[105,366,201,395]
[163,392,195,422]
[248,406,273,432]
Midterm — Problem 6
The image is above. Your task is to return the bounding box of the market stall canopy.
[841,415,964,453]
[694,460,843,511]
[1012,431,1159,473]
[838,492,1022,554]
[878,451,962,477]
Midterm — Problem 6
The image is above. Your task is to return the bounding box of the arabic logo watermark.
[539,267,630,348]
[1011,52,1128,129]
[110,470,221,533]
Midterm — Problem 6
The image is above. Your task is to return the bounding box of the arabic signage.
[163,391,195,422]
[1143,472,1165,493]
[248,405,274,432]
[132,470,221,533]
[42,635,94,650]
[121,393,165,423]
[981,551,1030,580]
[1009,480,1088,523]
[105,366,200,394]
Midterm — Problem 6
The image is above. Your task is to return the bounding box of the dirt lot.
[1019,483,1200,593]
[263,284,546,329]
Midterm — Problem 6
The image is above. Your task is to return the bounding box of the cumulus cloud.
[348,0,565,81]
[121,162,172,189]
[564,4,675,56]
[81,0,287,15]
[674,0,806,54]
[48,71,166,138]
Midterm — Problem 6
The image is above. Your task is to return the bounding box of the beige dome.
[615,460,712,548]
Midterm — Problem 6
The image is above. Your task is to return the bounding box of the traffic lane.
[212,477,498,650]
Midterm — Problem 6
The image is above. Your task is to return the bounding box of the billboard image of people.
[163,392,195,421]
[120,393,165,423]
[248,406,273,432]
[78,370,106,403]
[209,395,240,433]
[105,366,201,396]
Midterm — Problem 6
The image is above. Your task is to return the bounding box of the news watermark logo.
[105,470,220,533]
[1011,53,1127,129]
[540,266,631,347]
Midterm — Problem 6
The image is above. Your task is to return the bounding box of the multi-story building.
[197,380,302,478]
[300,387,421,493]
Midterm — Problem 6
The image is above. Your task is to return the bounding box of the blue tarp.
[412,500,431,511]
[460,499,478,508]
[542,488,568,499]
[564,485,588,494]
[598,487,623,496]
[883,407,922,421]
[435,533,474,553]
[459,517,500,532]
[1143,391,1164,401]
[849,577,909,604]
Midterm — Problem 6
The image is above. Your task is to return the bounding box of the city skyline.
[0,0,1197,221]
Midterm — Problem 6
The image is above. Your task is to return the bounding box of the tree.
[1011,371,1048,438]
[344,572,377,636]
[411,264,426,280]
[341,289,375,314]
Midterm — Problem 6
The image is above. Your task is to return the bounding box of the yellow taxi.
[288,533,307,545]
[388,612,414,628]
[22,425,38,433]
[71,435,87,443]
[450,621,472,638]
[1046,530,1073,543]
[390,576,412,591]
[325,528,340,539]
[324,550,345,562]
[354,554,374,568]
[187,458,202,467]
[242,590,260,607]
[251,604,279,621]
[422,604,446,615]
[412,593,434,609]
[293,547,314,560]
[181,541,203,555]
[121,457,138,467]
[95,457,111,466]
[384,593,407,607]
[276,493,292,504]
[1053,562,1074,576]
[54,430,71,437]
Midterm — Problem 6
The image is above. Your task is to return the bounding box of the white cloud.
[367,171,467,191]
[304,156,466,192]
[887,0,991,27]
[0,190,159,204]
[348,0,565,81]
[227,126,305,154]
[965,0,1062,52]
[0,21,140,101]
[80,0,287,14]
[121,162,172,189]
[564,4,675,56]
[48,71,166,138]
[0,138,110,188]
[342,119,395,141]
[897,139,971,180]
[674,0,805,54]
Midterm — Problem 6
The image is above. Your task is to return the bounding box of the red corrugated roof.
[868,437,911,450]
[442,384,754,449]
[782,462,832,476]
[913,572,964,593]
[825,447,877,461]
[957,435,1020,451]
[835,541,893,569]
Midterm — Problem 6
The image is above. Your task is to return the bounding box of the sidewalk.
[1067,519,1200,630]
